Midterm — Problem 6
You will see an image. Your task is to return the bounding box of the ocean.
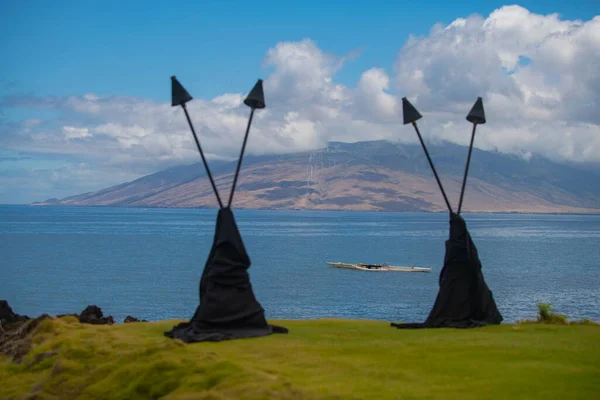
[1,205,599,324]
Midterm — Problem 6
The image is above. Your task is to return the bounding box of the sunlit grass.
[1,317,599,399]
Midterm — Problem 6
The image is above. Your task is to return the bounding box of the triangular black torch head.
[243,79,266,109]
[171,76,193,107]
[466,97,486,124]
[402,97,422,125]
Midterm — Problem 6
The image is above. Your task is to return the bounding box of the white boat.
[326,261,431,273]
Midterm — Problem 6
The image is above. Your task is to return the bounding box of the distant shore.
[20,203,600,215]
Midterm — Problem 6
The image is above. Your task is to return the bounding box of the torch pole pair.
[402,97,486,215]
[170,76,265,209]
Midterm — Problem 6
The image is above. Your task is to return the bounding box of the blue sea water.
[1,205,599,324]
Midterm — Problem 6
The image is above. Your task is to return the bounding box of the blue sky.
[1,1,599,204]
[1,0,597,102]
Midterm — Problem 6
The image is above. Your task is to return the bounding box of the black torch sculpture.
[392,97,503,329]
[165,77,288,342]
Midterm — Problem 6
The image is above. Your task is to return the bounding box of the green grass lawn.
[1,317,599,399]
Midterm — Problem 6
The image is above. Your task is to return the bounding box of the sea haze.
[1,205,599,323]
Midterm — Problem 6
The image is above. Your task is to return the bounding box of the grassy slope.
[1,318,599,400]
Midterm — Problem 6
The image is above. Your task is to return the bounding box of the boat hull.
[326,262,431,273]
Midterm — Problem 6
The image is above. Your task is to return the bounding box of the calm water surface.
[1,205,599,323]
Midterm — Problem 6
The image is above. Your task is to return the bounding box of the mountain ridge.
[34,140,600,214]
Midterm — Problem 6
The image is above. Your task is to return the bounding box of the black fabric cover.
[392,213,502,329]
[165,207,286,342]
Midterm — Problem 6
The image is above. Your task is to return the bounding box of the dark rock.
[123,315,147,323]
[0,300,15,321]
[79,305,102,320]
[78,305,114,325]
[0,314,51,363]
[0,300,29,324]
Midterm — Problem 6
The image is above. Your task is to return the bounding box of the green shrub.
[519,303,571,325]
[537,302,552,322]
[536,303,568,325]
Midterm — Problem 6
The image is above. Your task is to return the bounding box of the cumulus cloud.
[395,5,600,157]
[1,5,599,203]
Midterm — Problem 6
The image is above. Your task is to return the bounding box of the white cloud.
[1,5,599,204]
[355,68,400,122]
[62,126,91,139]
[393,5,600,162]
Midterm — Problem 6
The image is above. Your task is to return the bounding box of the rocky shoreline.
[0,300,146,363]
